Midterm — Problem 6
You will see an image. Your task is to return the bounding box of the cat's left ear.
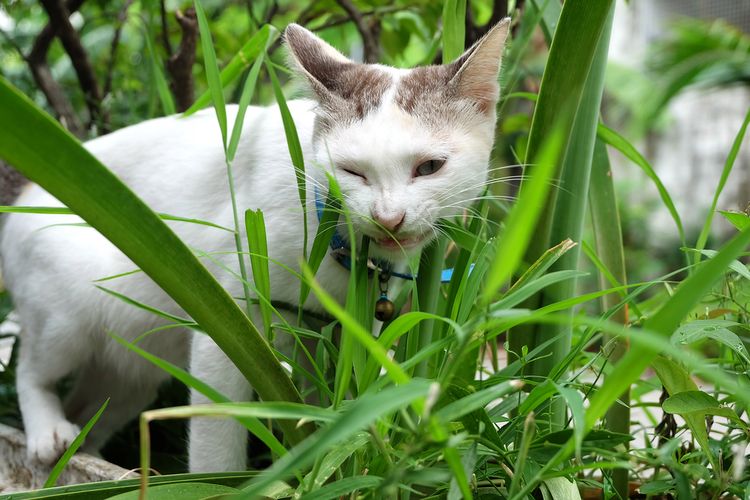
[449,18,511,112]
[284,23,353,102]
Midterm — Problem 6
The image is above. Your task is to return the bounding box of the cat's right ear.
[284,24,352,101]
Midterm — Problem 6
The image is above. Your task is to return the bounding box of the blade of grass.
[184,25,275,116]
[227,48,267,163]
[44,399,109,488]
[193,0,227,148]
[111,333,286,456]
[588,138,630,499]
[239,380,434,498]
[302,263,410,387]
[143,26,176,116]
[597,123,685,245]
[482,127,564,301]
[266,59,308,262]
[693,106,750,263]
[441,0,466,63]
[246,209,273,339]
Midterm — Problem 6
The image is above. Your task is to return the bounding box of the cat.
[0,20,509,472]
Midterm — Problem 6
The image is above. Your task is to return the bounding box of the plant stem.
[589,138,630,499]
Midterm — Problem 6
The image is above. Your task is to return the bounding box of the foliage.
[0,1,749,499]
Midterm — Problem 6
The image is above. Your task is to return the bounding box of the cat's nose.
[372,210,405,233]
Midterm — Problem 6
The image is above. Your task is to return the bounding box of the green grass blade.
[597,123,685,245]
[299,476,382,500]
[239,379,433,498]
[0,77,307,445]
[588,137,630,498]
[694,106,750,262]
[143,27,176,116]
[720,210,750,231]
[0,206,73,214]
[95,285,194,325]
[227,50,266,163]
[9,472,257,499]
[302,264,410,386]
[482,127,563,301]
[44,399,109,488]
[441,0,466,63]
[111,333,287,456]
[246,209,273,339]
[193,0,227,149]
[184,25,275,116]
[266,59,308,262]
[300,175,342,307]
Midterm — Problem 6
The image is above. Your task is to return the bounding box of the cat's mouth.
[373,232,428,251]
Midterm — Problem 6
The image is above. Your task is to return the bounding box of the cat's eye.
[414,159,446,177]
[342,167,367,180]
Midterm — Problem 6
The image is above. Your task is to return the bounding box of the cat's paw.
[26,420,81,464]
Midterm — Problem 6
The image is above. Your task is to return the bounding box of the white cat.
[0,21,509,472]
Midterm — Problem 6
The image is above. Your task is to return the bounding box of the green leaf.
[194,0,227,149]
[298,433,370,494]
[720,210,750,231]
[107,482,239,500]
[300,175,342,308]
[143,27,176,116]
[266,58,308,262]
[662,390,722,415]
[111,334,287,457]
[435,380,522,422]
[672,320,750,364]
[8,472,257,500]
[694,107,750,260]
[239,380,434,498]
[227,49,266,163]
[540,477,582,500]
[301,263,411,387]
[482,127,564,302]
[597,124,684,244]
[298,476,382,500]
[246,209,273,338]
[185,25,276,116]
[44,400,109,488]
[553,383,585,460]
[441,0,466,63]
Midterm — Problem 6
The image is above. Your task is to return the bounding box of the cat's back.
[85,100,317,211]
[0,99,318,295]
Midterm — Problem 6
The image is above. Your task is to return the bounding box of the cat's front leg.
[188,331,253,472]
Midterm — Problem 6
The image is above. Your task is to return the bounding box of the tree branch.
[334,0,379,63]
[160,0,173,57]
[166,8,198,112]
[15,0,86,137]
[103,0,134,102]
[39,0,103,130]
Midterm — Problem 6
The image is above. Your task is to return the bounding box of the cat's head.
[285,20,510,259]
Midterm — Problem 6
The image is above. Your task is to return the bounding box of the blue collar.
[314,187,459,283]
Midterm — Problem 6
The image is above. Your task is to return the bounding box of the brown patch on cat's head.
[285,24,392,130]
[394,19,510,125]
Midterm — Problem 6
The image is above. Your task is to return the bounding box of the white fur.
[0,23,505,471]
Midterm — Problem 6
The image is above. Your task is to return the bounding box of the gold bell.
[375,296,395,322]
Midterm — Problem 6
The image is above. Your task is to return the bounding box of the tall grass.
[1,0,749,498]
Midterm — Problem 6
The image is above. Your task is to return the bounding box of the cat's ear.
[448,18,511,112]
[284,23,352,100]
